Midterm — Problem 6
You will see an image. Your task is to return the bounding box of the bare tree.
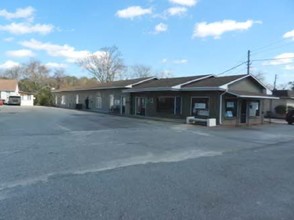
[23,60,50,86]
[289,81,294,90]
[77,46,126,83]
[0,66,23,79]
[156,70,173,78]
[51,68,66,89]
[252,72,265,82]
[130,64,153,78]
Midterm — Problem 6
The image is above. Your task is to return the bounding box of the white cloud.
[3,37,14,42]
[169,0,197,7]
[193,19,261,39]
[0,60,20,69]
[0,6,35,21]
[0,22,54,35]
[283,29,294,41]
[161,58,168,63]
[263,53,294,66]
[155,23,168,33]
[20,39,96,62]
[6,49,35,57]
[116,6,152,19]
[285,65,294,70]
[174,59,188,64]
[45,62,67,69]
[166,7,187,16]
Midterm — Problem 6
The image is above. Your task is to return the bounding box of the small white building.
[0,79,19,103]
[19,92,35,106]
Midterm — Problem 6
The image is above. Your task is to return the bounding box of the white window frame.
[61,95,65,105]
[96,96,102,109]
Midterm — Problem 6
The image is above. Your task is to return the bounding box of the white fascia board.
[172,75,214,89]
[227,91,279,99]
[125,77,157,88]
[239,95,279,99]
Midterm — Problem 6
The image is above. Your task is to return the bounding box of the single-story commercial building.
[124,74,276,126]
[53,77,154,115]
[53,74,277,126]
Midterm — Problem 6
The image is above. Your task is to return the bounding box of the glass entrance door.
[136,97,146,116]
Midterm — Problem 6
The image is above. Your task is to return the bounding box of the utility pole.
[273,74,277,90]
[247,50,251,75]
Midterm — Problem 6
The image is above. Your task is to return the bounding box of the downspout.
[219,90,227,125]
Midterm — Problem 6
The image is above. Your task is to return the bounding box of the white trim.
[125,77,156,88]
[227,91,279,99]
[172,75,213,89]
[219,91,227,125]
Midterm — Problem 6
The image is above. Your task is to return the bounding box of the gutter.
[219,90,227,125]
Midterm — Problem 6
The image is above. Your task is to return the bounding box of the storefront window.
[157,97,175,114]
[249,101,260,117]
[191,98,209,117]
[225,100,237,118]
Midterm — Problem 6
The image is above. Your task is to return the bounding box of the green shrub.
[275,105,287,114]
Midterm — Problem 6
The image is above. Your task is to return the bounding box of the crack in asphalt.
[0,149,222,193]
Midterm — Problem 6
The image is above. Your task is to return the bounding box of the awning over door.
[227,90,279,99]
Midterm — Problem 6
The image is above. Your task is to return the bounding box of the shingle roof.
[132,75,211,89]
[227,90,278,99]
[272,90,294,98]
[53,77,154,92]
[183,75,247,88]
[0,79,18,91]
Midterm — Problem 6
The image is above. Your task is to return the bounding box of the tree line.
[1,46,293,106]
[0,46,165,106]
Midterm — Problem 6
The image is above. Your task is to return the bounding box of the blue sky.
[0,0,293,87]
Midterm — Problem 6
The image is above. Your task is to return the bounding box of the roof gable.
[132,75,211,89]
[183,75,247,88]
[0,79,18,91]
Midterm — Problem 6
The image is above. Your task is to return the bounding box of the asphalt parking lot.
[0,106,293,220]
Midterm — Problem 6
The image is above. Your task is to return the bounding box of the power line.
[251,39,293,55]
[216,61,247,76]
[215,53,294,77]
